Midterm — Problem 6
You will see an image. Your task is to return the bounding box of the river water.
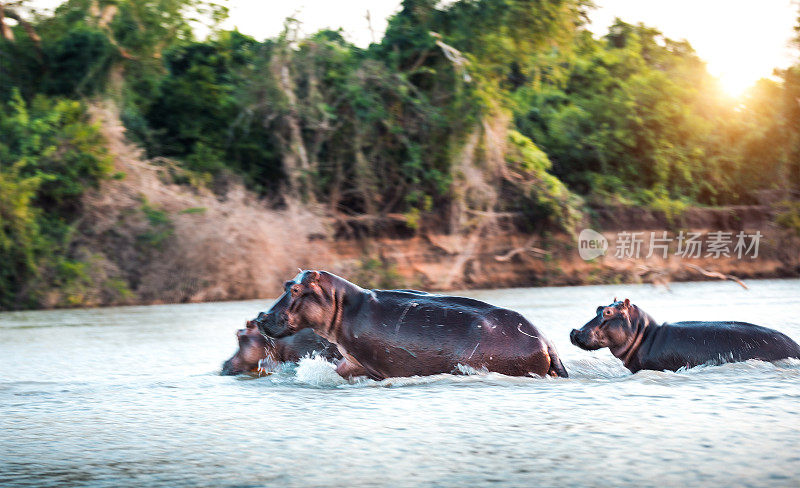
[1,279,799,487]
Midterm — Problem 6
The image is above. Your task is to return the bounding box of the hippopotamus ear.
[303,270,321,284]
[623,298,631,309]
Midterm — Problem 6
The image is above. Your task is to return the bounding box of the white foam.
[281,355,799,388]
[290,357,555,388]
[679,357,799,375]
[286,354,800,388]
[294,355,348,387]
[454,363,489,375]
[562,358,629,379]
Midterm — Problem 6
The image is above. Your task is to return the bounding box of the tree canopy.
[1,0,799,308]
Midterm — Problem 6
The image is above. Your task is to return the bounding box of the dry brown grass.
[79,102,333,305]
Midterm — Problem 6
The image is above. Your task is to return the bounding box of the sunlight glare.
[715,68,757,98]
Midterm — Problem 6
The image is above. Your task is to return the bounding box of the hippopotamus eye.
[290,284,302,297]
[603,308,614,317]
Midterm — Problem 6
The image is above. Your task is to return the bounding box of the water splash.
[562,358,629,379]
[294,355,348,387]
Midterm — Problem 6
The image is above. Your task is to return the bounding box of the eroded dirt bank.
[329,206,799,291]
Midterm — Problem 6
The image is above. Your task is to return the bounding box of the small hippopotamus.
[220,320,340,375]
[570,298,800,373]
[251,270,568,380]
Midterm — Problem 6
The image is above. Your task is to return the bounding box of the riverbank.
[24,106,800,309]
[329,204,799,291]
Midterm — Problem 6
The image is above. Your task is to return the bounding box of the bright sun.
[715,69,757,98]
[706,47,785,99]
[702,45,784,99]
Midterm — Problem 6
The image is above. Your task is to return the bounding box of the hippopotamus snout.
[251,311,271,332]
[253,310,293,338]
[570,326,601,351]
[220,357,241,376]
[570,328,588,347]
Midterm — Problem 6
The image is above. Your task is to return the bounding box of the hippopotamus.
[220,320,340,375]
[570,298,800,373]
[251,270,568,380]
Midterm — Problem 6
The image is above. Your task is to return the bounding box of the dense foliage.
[511,22,794,207]
[0,91,111,308]
[1,0,799,308]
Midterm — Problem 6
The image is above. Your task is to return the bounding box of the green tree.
[0,90,111,308]
[513,19,743,205]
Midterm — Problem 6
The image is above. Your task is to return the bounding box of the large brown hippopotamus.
[570,298,800,373]
[251,270,568,380]
[221,320,340,375]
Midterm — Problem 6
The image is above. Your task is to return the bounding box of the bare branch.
[495,236,550,262]
[684,263,748,290]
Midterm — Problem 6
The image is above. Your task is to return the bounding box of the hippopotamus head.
[252,270,340,339]
[221,320,268,375]
[570,298,640,354]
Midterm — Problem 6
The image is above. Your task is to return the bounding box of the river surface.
[1,279,799,487]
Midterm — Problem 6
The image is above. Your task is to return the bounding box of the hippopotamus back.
[640,320,800,371]
[346,289,566,379]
